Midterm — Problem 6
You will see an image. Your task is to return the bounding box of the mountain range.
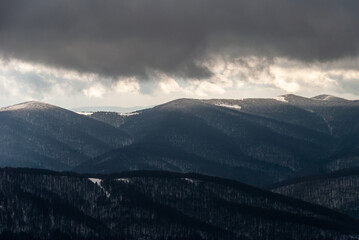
[1,94,358,186]
[86,94,359,185]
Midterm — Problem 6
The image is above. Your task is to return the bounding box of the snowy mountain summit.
[0,101,57,112]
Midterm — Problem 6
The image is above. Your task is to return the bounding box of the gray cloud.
[0,0,358,80]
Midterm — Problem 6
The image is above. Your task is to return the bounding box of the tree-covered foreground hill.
[270,167,359,219]
[0,168,358,240]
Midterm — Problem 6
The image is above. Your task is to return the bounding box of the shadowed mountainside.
[0,101,132,170]
[1,95,358,186]
[84,94,359,185]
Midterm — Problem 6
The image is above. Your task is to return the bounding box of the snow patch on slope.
[181,178,200,184]
[77,112,93,116]
[88,178,111,197]
[76,111,140,117]
[116,178,130,183]
[215,103,242,110]
[272,96,288,103]
[88,178,101,185]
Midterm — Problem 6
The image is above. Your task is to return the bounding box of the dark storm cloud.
[0,0,358,80]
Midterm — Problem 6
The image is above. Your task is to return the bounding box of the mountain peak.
[278,94,304,99]
[311,94,347,101]
[276,94,311,103]
[157,98,202,110]
[0,101,57,112]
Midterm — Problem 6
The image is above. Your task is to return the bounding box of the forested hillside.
[85,94,359,185]
[270,168,359,219]
[0,168,358,240]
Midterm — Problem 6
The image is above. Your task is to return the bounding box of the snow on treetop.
[118,112,140,116]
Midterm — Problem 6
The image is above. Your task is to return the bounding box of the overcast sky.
[0,0,358,108]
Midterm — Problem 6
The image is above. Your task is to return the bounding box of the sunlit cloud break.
[1,56,358,106]
[0,0,358,107]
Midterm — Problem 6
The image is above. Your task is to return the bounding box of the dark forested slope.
[0,168,358,240]
[269,168,359,219]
